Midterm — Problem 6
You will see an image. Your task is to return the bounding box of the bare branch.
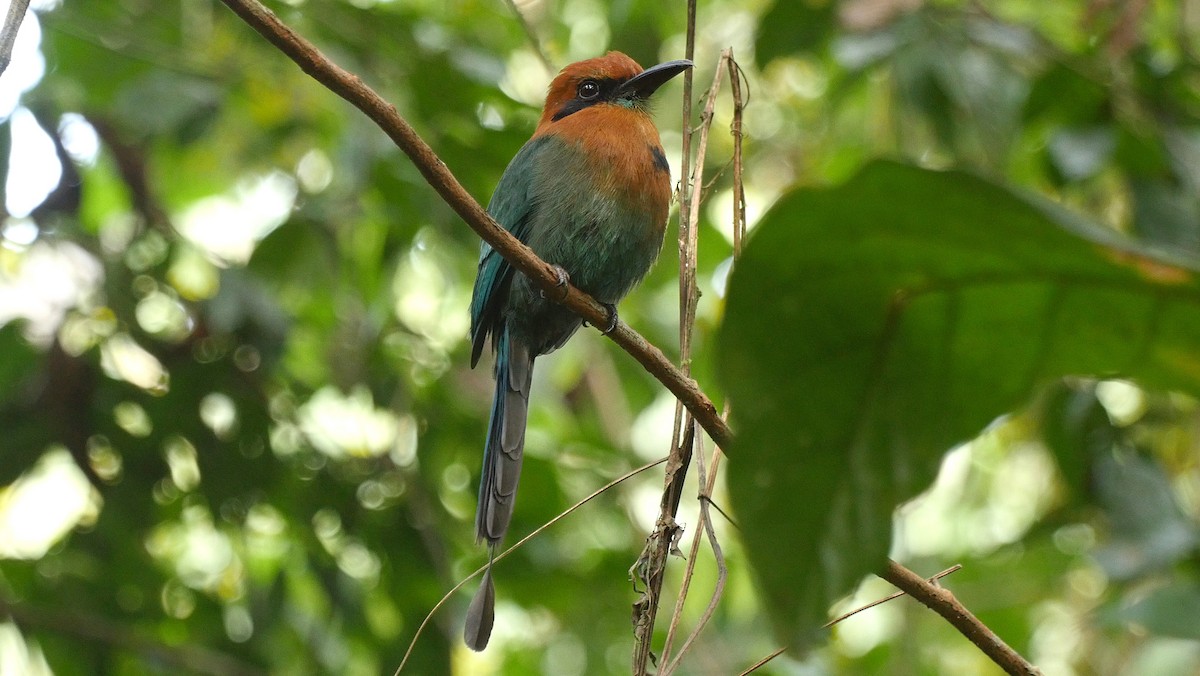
[828,564,962,627]
[738,647,786,676]
[661,422,727,675]
[739,565,965,675]
[658,46,736,671]
[0,0,30,77]
[879,560,1042,676]
[630,423,691,673]
[216,0,732,452]
[728,56,747,255]
[630,1,704,668]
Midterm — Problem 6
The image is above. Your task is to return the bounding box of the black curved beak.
[617,59,694,101]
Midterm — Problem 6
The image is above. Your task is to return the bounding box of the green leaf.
[755,0,837,67]
[718,160,1200,651]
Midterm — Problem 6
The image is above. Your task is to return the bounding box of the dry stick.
[659,0,703,522]
[630,423,691,674]
[879,560,1043,676]
[0,0,30,76]
[727,56,747,256]
[662,424,726,676]
[630,0,702,670]
[738,647,786,675]
[658,47,731,669]
[675,57,751,653]
[828,564,963,626]
[660,50,747,673]
[393,458,668,674]
[739,565,966,675]
[217,0,732,453]
[679,54,750,665]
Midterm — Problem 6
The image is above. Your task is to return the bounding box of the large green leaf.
[755,0,836,66]
[718,160,1200,650]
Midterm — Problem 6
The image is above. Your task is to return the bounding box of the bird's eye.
[577,79,601,100]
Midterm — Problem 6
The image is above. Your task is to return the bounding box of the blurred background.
[1,0,1199,673]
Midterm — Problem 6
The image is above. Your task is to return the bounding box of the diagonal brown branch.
[879,560,1042,676]
[216,5,1042,676]
[217,0,732,452]
[740,564,964,675]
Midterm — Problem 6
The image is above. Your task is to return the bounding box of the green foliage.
[719,160,1200,650]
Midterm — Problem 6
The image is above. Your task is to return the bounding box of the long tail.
[466,330,532,651]
[475,328,533,545]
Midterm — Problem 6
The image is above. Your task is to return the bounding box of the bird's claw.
[584,303,619,333]
[541,265,571,301]
[600,303,618,334]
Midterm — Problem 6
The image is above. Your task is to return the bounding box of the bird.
[464,51,692,650]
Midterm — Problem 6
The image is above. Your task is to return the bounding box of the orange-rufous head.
[534,51,692,135]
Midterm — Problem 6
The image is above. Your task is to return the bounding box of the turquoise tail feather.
[475,329,533,544]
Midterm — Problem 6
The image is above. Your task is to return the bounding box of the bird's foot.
[599,303,619,334]
[584,303,619,333]
[540,265,571,301]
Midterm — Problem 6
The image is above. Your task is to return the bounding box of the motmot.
[465,51,692,650]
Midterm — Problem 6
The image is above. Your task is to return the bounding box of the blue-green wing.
[469,136,551,367]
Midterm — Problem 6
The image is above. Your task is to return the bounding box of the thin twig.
[661,422,726,675]
[658,47,733,670]
[705,496,739,530]
[738,647,786,676]
[216,0,732,452]
[827,564,962,627]
[728,56,747,256]
[683,53,726,273]
[739,565,966,675]
[660,49,747,671]
[0,0,30,76]
[879,560,1042,676]
[631,424,691,673]
[630,1,702,670]
[393,458,667,674]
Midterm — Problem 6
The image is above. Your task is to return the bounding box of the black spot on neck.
[650,145,669,173]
